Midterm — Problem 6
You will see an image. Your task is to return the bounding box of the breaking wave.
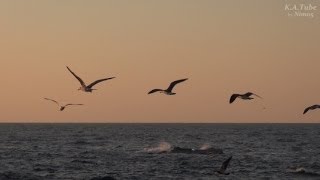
[143,141,172,153]
[199,143,211,150]
[288,167,320,177]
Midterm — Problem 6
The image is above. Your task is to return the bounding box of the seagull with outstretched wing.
[303,104,320,114]
[66,66,115,92]
[148,78,188,95]
[44,98,83,111]
[229,92,262,104]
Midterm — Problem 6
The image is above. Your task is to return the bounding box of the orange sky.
[0,0,319,123]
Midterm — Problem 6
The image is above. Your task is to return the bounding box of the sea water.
[0,123,319,180]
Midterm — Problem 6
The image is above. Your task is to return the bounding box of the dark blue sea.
[0,123,319,180]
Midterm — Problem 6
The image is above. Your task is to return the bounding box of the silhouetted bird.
[303,105,320,114]
[44,98,83,111]
[229,92,262,104]
[148,78,188,95]
[66,66,115,92]
[216,156,232,175]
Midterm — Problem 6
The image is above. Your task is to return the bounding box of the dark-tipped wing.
[148,89,163,94]
[167,78,188,92]
[44,98,60,106]
[229,94,239,104]
[303,107,311,114]
[246,92,262,99]
[66,66,86,86]
[65,104,84,107]
[303,105,320,114]
[219,156,232,174]
[87,77,115,88]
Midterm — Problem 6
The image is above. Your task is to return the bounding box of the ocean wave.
[144,142,223,155]
[288,167,320,177]
[170,146,223,155]
[199,143,211,150]
[143,141,172,153]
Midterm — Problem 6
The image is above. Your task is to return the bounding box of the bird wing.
[44,98,60,106]
[303,107,311,114]
[148,89,163,94]
[66,66,86,86]
[166,78,188,92]
[303,105,319,114]
[65,104,84,107]
[219,156,232,174]
[253,93,262,99]
[229,94,239,104]
[246,92,262,99]
[87,77,115,88]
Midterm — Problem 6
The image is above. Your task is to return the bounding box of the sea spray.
[144,141,172,153]
[199,143,211,150]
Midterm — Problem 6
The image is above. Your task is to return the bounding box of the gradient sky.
[0,0,319,123]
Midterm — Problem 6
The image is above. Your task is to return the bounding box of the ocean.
[0,123,319,180]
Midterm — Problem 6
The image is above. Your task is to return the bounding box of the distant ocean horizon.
[0,123,319,179]
[0,122,319,124]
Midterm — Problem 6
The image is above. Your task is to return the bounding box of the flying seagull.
[303,105,320,114]
[148,78,188,95]
[44,98,83,111]
[229,92,262,104]
[216,156,232,175]
[66,66,115,92]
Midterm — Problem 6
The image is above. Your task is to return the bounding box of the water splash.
[295,167,306,173]
[199,143,211,150]
[288,167,320,177]
[144,141,172,153]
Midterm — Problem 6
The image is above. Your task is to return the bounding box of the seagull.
[303,105,320,114]
[66,66,115,92]
[229,92,262,104]
[44,98,83,111]
[216,156,232,175]
[148,78,188,95]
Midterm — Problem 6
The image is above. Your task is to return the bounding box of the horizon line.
[0,122,318,124]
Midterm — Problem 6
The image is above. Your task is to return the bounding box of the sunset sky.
[0,0,319,123]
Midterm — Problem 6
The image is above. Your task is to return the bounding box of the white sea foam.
[295,167,306,173]
[199,143,211,150]
[144,141,172,153]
